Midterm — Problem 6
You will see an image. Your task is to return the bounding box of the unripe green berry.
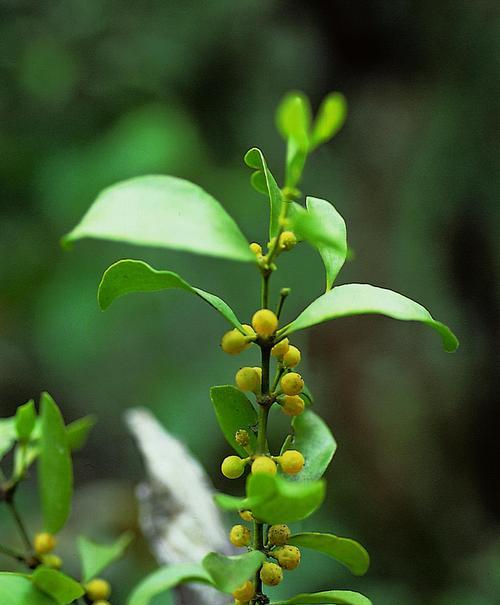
[251,456,277,476]
[260,562,283,586]
[271,338,289,359]
[239,509,254,522]
[279,450,305,474]
[280,372,304,395]
[85,578,111,601]
[268,524,291,546]
[42,554,63,570]
[229,524,251,547]
[34,533,57,555]
[279,230,297,250]
[235,367,261,392]
[252,309,278,338]
[274,545,301,570]
[232,580,255,602]
[235,429,250,447]
[282,345,301,368]
[281,395,305,416]
[249,242,262,255]
[221,455,246,479]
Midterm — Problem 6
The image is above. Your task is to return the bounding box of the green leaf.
[127,564,213,605]
[276,91,311,148]
[210,386,257,456]
[215,474,325,524]
[98,259,244,331]
[303,197,347,290]
[288,532,369,576]
[202,551,266,593]
[78,532,133,582]
[310,92,347,150]
[0,418,17,460]
[244,148,282,238]
[62,175,253,263]
[38,393,73,534]
[0,573,58,605]
[32,568,84,605]
[272,590,372,605]
[66,416,95,451]
[281,410,336,482]
[15,400,36,442]
[280,283,459,352]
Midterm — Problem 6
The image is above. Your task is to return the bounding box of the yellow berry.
[271,338,289,359]
[221,329,252,355]
[279,231,297,251]
[274,545,301,570]
[252,309,278,338]
[232,580,255,602]
[229,525,251,548]
[235,430,250,447]
[42,554,63,569]
[279,450,305,475]
[239,510,254,522]
[280,372,304,395]
[93,602,111,605]
[235,367,261,392]
[85,579,111,601]
[249,242,262,255]
[34,533,57,555]
[251,456,277,475]
[221,456,246,479]
[268,524,291,546]
[260,562,283,586]
[282,345,301,368]
[281,395,305,416]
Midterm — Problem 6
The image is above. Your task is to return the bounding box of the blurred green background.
[1,1,499,603]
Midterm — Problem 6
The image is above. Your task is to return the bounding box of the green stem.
[261,272,270,309]
[275,288,291,320]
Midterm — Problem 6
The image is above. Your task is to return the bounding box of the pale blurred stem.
[6,499,32,553]
[0,542,25,564]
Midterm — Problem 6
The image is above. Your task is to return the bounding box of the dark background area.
[0,1,499,603]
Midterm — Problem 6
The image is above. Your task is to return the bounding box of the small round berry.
[260,562,283,586]
[235,429,250,447]
[268,524,291,546]
[279,450,305,475]
[221,456,246,479]
[280,372,304,395]
[42,554,63,569]
[271,338,289,359]
[252,366,262,382]
[252,309,278,338]
[34,533,57,555]
[281,395,305,416]
[221,329,252,355]
[232,580,255,602]
[274,545,301,570]
[229,524,251,548]
[279,231,297,251]
[235,367,261,392]
[282,345,301,368]
[251,456,277,476]
[239,510,254,522]
[249,242,263,255]
[85,578,111,601]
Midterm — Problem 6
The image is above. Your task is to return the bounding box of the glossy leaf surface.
[0,573,57,605]
[272,590,372,605]
[202,551,266,593]
[310,93,347,150]
[210,386,257,456]
[32,568,84,605]
[78,532,133,582]
[15,400,36,441]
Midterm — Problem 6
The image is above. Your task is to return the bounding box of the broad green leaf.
[0,573,57,605]
[215,474,325,524]
[310,92,347,150]
[272,590,372,605]
[280,284,459,352]
[244,148,282,238]
[15,400,36,441]
[276,91,311,148]
[62,175,253,263]
[78,531,133,582]
[98,260,243,331]
[288,532,369,576]
[32,568,84,605]
[38,393,73,534]
[305,197,347,290]
[288,201,345,254]
[127,563,213,605]
[66,416,95,451]
[281,410,336,482]
[210,386,257,456]
[0,418,17,459]
[202,551,265,593]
